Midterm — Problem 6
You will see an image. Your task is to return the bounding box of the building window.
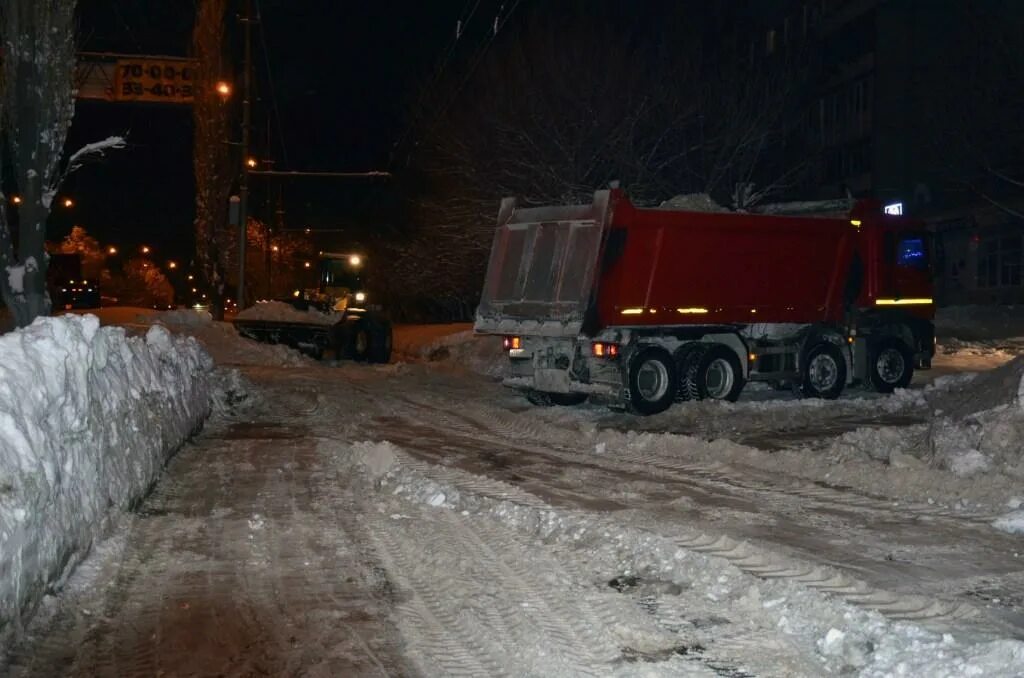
[977,235,1022,288]
[1001,235,1022,285]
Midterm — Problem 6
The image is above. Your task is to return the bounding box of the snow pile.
[0,315,211,640]
[154,310,311,367]
[235,300,339,326]
[924,356,1024,478]
[392,324,506,377]
[656,193,729,212]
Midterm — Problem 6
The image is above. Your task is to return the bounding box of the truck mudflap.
[503,375,618,397]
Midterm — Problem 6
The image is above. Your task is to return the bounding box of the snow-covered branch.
[64,135,127,174]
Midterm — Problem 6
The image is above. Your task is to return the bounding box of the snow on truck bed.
[0,315,211,643]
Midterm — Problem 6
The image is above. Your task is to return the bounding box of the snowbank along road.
[4,313,1024,676]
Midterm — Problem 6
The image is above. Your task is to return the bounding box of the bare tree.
[0,1,123,326]
[192,0,235,320]
[385,6,809,317]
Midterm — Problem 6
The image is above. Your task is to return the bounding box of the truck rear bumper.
[503,375,618,397]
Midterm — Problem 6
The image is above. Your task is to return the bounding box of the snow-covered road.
[4,315,1024,676]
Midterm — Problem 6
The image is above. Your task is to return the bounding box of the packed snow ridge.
[235,300,339,326]
[0,315,212,643]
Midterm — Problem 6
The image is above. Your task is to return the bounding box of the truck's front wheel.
[627,348,677,415]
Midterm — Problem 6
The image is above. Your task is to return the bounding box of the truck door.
[881,229,932,302]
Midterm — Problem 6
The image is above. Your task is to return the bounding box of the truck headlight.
[354,291,366,302]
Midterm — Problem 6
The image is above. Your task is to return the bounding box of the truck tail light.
[592,342,619,358]
[502,336,522,351]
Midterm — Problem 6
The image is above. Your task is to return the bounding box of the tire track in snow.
[366,412,1003,636]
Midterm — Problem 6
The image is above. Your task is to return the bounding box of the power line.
[420,0,522,140]
[389,0,484,168]
[254,0,291,169]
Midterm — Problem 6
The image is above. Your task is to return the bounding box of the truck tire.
[801,341,846,399]
[683,344,745,402]
[673,344,702,401]
[627,347,677,415]
[351,321,372,362]
[368,318,393,364]
[869,337,914,393]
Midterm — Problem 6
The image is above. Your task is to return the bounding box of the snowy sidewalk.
[3,401,411,676]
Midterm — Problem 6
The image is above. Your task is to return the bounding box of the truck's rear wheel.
[368,318,393,363]
[627,347,677,415]
[682,344,745,402]
[869,337,913,393]
[351,322,371,362]
[801,341,846,399]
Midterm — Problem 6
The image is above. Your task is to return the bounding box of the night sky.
[66,0,490,264]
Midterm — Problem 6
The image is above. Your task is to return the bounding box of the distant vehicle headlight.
[354,291,366,302]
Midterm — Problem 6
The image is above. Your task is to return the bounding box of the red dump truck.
[474,189,935,414]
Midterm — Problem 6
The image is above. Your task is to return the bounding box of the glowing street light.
[303,261,311,268]
[215,81,232,97]
[141,245,151,254]
[107,246,118,255]
[167,261,178,269]
[246,157,258,169]
[348,255,362,267]
[192,287,198,293]
[271,245,280,253]
[11,196,22,205]
[304,227,311,234]
[187,274,194,281]
[62,198,74,208]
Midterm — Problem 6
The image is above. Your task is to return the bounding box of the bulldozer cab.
[317,253,367,310]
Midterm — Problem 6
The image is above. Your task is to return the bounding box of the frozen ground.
[2,310,1024,676]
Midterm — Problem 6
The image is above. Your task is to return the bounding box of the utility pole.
[238,0,253,307]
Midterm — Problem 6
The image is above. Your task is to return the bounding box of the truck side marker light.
[593,342,619,358]
[621,308,644,315]
[676,307,709,314]
[874,298,933,306]
[748,353,757,362]
[850,220,862,228]
[502,336,523,350]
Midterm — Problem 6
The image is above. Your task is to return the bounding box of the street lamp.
[215,81,232,97]
[141,245,151,254]
[107,246,118,255]
[246,157,258,169]
[11,196,21,205]
[349,255,362,267]
[303,261,311,268]
[168,261,177,269]
[271,245,280,253]
[63,198,74,208]
[187,274,194,281]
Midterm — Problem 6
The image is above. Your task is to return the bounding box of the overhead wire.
[388,0,484,168]
[401,0,523,164]
[254,0,291,170]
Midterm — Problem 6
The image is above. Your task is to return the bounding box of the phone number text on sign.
[114,59,198,103]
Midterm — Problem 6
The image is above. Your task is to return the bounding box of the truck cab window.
[897,236,928,270]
